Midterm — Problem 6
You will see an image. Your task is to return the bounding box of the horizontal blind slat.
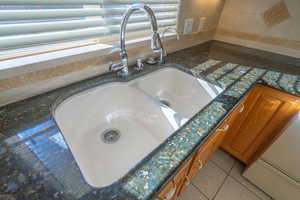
[0,19,176,50]
[103,0,179,5]
[0,0,100,5]
[0,12,177,36]
[0,8,105,21]
[0,7,177,21]
[0,0,179,5]
[0,0,179,51]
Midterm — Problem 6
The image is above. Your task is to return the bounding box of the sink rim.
[51,64,196,113]
[54,82,177,188]
[50,64,221,189]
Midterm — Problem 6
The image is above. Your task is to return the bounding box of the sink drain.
[159,99,171,107]
[101,129,121,144]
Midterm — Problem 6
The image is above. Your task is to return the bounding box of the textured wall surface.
[215,0,300,58]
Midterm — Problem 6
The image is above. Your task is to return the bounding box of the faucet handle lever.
[135,58,144,71]
[109,62,123,71]
[109,62,129,76]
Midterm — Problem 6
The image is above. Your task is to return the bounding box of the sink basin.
[53,67,223,188]
[131,67,223,118]
[54,83,175,187]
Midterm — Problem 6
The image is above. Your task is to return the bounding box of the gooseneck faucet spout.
[109,3,165,76]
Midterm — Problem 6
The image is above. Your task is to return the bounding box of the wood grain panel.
[222,85,300,165]
[231,94,283,154]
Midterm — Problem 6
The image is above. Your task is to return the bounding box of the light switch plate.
[198,17,206,32]
[183,18,194,35]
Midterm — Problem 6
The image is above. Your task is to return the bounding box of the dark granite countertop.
[1,43,300,200]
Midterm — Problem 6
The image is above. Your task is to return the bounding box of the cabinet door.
[222,85,300,165]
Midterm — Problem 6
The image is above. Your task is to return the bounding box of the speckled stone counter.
[1,47,300,200]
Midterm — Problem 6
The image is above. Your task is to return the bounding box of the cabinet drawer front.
[188,123,229,178]
[157,116,231,199]
[157,158,192,200]
[174,158,192,184]
[191,135,215,175]
[157,180,177,200]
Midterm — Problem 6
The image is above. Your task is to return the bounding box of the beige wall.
[3,0,300,107]
[0,0,225,106]
[178,0,225,33]
[215,0,300,58]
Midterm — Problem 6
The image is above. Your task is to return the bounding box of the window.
[0,0,179,58]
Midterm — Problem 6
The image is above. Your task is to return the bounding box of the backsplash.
[0,0,225,107]
[215,0,300,58]
[0,31,215,107]
[2,0,300,107]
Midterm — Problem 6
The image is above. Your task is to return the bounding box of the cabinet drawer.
[174,158,192,184]
[157,111,232,199]
[157,180,177,200]
[188,122,229,178]
[157,158,192,200]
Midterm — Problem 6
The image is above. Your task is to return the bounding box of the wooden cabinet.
[157,158,192,200]
[187,122,227,179]
[156,84,300,199]
[180,107,241,193]
[156,120,233,199]
[222,85,300,165]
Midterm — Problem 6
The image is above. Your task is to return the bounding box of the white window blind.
[0,0,179,51]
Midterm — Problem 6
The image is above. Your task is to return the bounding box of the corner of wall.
[214,0,300,59]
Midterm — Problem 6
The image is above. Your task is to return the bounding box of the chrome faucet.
[161,27,179,58]
[162,27,179,41]
[109,3,166,76]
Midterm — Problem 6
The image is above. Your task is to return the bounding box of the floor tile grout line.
[187,152,271,200]
[228,169,272,200]
[210,151,272,199]
[228,159,238,174]
[227,161,272,200]
[212,174,230,200]
[209,160,230,175]
[189,162,213,200]
[211,160,236,200]
[209,158,235,175]
[190,182,210,200]
[190,160,231,200]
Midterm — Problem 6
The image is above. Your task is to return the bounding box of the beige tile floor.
[179,150,273,200]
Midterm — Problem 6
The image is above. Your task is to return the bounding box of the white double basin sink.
[54,67,223,188]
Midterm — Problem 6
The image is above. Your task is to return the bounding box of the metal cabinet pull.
[163,180,177,200]
[239,103,245,113]
[217,124,229,132]
[185,174,191,186]
[198,160,203,170]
